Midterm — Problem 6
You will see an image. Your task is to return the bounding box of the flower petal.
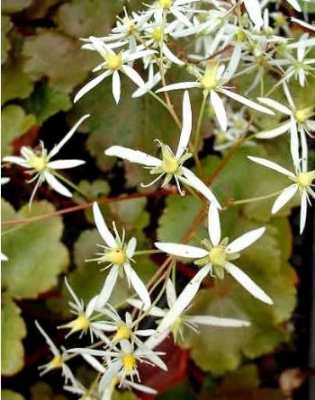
[47,160,85,169]
[187,315,250,327]
[93,202,116,247]
[175,91,192,158]
[95,265,119,309]
[124,263,151,308]
[166,279,177,308]
[243,0,263,28]
[156,82,200,93]
[257,97,291,115]
[44,171,72,197]
[255,122,291,139]
[210,90,227,131]
[74,70,111,103]
[208,202,221,246]
[122,65,145,88]
[220,89,274,115]
[272,184,298,214]
[112,70,121,104]
[227,227,265,254]
[299,190,307,234]
[105,146,161,167]
[154,242,208,259]
[225,262,273,305]
[248,156,295,177]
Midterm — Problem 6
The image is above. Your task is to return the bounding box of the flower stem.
[194,91,209,152]
[231,189,284,205]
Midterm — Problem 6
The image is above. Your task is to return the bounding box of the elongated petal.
[175,91,192,158]
[93,202,116,247]
[243,0,263,27]
[81,353,106,373]
[49,114,90,158]
[208,202,221,246]
[155,242,208,259]
[289,117,299,169]
[128,299,166,318]
[155,266,211,334]
[162,43,185,65]
[44,171,72,197]
[112,70,121,104]
[187,315,250,327]
[287,0,301,11]
[248,156,295,177]
[122,65,145,89]
[64,277,81,308]
[227,227,265,254]
[211,90,227,131]
[47,160,85,169]
[225,262,273,305]
[35,321,59,356]
[95,266,119,309]
[105,146,161,167]
[124,263,151,308]
[272,184,298,214]
[74,70,111,103]
[299,190,307,234]
[2,156,28,165]
[255,122,291,139]
[126,237,137,258]
[257,98,291,115]
[166,279,177,308]
[181,167,221,208]
[220,89,274,115]
[156,82,200,93]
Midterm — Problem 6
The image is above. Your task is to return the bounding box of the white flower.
[89,202,151,309]
[74,36,154,104]
[156,62,274,131]
[242,0,264,28]
[129,271,250,349]
[3,115,89,206]
[145,0,198,27]
[105,91,220,207]
[248,155,315,234]
[155,203,272,305]
[35,321,79,388]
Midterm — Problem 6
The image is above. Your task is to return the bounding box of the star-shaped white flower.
[3,115,89,206]
[89,202,151,309]
[105,91,220,207]
[129,271,250,349]
[248,155,315,234]
[155,203,272,305]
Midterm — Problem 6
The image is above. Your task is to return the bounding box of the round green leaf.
[1,16,13,64]
[2,200,69,299]
[1,296,27,376]
[2,0,32,14]
[1,390,25,400]
[2,59,34,105]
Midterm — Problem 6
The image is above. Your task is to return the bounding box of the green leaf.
[54,0,123,38]
[1,16,13,64]
[158,382,196,400]
[1,296,27,376]
[30,381,68,400]
[25,83,71,124]
[1,390,25,400]
[2,0,32,13]
[23,30,100,93]
[1,105,36,157]
[2,200,69,299]
[2,59,34,105]
[112,390,138,400]
[25,0,66,20]
[72,179,110,204]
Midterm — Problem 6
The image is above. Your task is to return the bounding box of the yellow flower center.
[159,0,173,9]
[122,353,136,373]
[105,54,123,70]
[107,248,127,266]
[294,106,314,124]
[297,171,315,188]
[51,355,63,369]
[152,27,162,42]
[234,29,247,42]
[209,246,227,267]
[29,155,46,172]
[72,315,90,332]
[162,156,179,174]
[112,324,131,343]
[200,63,219,90]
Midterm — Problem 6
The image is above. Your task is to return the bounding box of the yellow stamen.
[29,155,46,172]
[106,248,127,266]
[162,156,179,174]
[112,324,131,343]
[152,27,162,42]
[297,171,315,188]
[209,246,227,267]
[295,106,314,124]
[159,0,173,8]
[122,353,136,373]
[51,355,63,369]
[200,62,219,90]
[105,54,123,70]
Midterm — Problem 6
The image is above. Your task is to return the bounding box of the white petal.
[211,90,227,131]
[243,0,263,28]
[248,156,295,177]
[220,89,274,115]
[74,71,111,103]
[47,160,85,169]
[162,43,185,65]
[154,242,208,259]
[2,156,26,165]
[81,353,106,373]
[128,299,166,318]
[289,117,299,169]
[299,190,307,234]
[124,263,151,308]
[44,171,72,197]
[125,381,157,394]
[208,202,221,246]
[96,266,119,309]
[227,227,265,254]
[122,65,145,88]
[156,82,200,93]
[64,277,81,308]
[225,262,273,305]
[257,98,291,115]
[272,184,298,214]
[283,82,295,110]
[175,91,192,158]
[187,315,250,327]
[35,321,60,356]
[126,237,137,258]
[181,167,221,208]
[92,202,116,247]
[287,0,301,11]
[156,266,211,334]
[255,122,291,139]
[223,44,242,81]
[112,70,121,104]
[166,279,177,308]
[105,146,161,167]
[49,114,90,158]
